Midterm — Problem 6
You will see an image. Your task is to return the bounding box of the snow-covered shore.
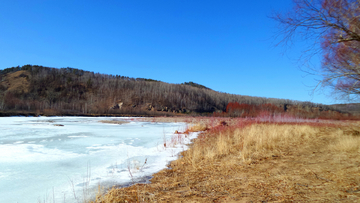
[0,117,197,203]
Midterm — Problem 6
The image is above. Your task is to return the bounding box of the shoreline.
[3,115,360,201]
[90,118,360,202]
[0,112,160,117]
[91,139,200,203]
[0,110,202,118]
[0,117,194,203]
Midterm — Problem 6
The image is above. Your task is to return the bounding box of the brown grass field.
[90,117,360,202]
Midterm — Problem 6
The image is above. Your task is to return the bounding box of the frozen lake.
[0,117,196,203]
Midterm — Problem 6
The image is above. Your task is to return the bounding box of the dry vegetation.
[89,117,360,202]
[99,120,130,125]
[2,65,345,118]
[0,70,30,94]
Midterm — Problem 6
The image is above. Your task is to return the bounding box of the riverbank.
[0,117,196,203]
[91,117,360,202]
[0,110,166,117]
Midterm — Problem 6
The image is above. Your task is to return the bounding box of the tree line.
[0,65,335,116]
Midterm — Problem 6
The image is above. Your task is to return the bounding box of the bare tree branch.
[272,0,360,101]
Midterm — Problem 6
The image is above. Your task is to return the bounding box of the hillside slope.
[0,65,340,117]
[329,103,360,115]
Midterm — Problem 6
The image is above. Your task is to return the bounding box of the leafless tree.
[272,0,360,100]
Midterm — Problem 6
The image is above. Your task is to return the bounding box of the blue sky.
[0,0,337,104]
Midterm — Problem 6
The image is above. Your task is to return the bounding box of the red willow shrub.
[224,102,360,120]
[226,102,283,117]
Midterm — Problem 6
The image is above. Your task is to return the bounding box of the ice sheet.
[0,117,197,203]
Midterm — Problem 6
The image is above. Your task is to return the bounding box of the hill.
[329,103,360,115]
[0,65,352,118]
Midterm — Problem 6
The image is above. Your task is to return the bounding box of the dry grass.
[139,116,234,126]
[98,120,130,125]
[200,124,321,163]
[187,123,209,132]
[90,120,360,202]
[0,70,30,94]
[329,127,360,152]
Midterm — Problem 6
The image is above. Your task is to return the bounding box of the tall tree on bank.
[272,0,360,100]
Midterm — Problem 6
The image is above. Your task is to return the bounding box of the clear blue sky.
[0,0,337,104]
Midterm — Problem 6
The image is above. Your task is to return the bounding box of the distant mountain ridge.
[0,65,352,118]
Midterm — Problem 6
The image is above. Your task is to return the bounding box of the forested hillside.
[0,65,344,117]
[329,103,360,115]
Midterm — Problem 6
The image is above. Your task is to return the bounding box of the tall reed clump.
[328,127,360,152]
[183,124,323,167]
[238,124,321,161]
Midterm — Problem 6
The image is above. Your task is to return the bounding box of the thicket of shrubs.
[220,102,358,120]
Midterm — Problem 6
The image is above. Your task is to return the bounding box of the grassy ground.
[91,117,360,202]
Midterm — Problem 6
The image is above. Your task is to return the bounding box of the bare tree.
[272,0,360,100]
